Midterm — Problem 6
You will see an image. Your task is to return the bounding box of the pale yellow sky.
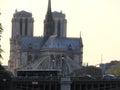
[1,0,120,65]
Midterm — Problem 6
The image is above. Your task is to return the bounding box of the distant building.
[100,60,119,74]
[8,0,83,75]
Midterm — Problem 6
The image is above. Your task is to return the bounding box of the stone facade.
[52,11,67,37]
[8,0,83,76]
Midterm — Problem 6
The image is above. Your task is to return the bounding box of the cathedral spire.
[44,0,54,37]
[47,0,51,14]
[46,0,52,20]
[42,0,55,47]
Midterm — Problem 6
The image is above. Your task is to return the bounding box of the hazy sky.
[0,0,120,65]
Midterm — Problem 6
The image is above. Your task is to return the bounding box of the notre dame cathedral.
[8,0,83,76]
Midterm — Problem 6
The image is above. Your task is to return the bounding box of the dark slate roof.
[20,36,42,50]
[20,36,83,51]
[42,37,83,50]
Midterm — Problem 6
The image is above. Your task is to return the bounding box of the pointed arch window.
[25,18,28,35]
[57,20,61,37]
[20,18,23,35]
[27,55,32,64]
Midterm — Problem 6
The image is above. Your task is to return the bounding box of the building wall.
[8,10,83,76]
[52,11,67,37]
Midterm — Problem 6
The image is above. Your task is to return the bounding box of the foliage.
[107,62,120,77]
[71,66,102,79]
[0,64,13,90]
[0,14,3,63]
[0,64,5,71]
[0,12,12,90]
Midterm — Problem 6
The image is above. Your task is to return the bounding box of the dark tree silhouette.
[71,66,102,79]
[107,62,120,77]
[0,68,13,90]
[0,13,12,90]
[0,13,3,64]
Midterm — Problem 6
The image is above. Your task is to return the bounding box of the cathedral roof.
[52,11,65,18]
[20,36,83,51]
[42,36,83,51]
[14,10,32,17]
[20,36,42,50]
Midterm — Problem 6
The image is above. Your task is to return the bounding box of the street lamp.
[52,59,55,69]
[50,54,55,69]
[61,55,64,76]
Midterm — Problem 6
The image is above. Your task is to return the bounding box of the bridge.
[10,77,120,90]
[71,79,120,90]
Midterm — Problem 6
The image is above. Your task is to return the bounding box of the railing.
[13,76,61,81]
[11,76,120,90]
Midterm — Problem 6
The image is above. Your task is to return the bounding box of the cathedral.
[8,0,83,76]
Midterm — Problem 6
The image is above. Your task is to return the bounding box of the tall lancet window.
[20,18,23,35]
[57,20,61,37]
[25,18,28,35]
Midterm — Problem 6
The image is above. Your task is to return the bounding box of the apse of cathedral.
[8,0,83,76]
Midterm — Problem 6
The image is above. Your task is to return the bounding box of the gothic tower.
[52,11,67,37]
[44,0,67,38]
[8,10,34,73]
[11,10,34,39]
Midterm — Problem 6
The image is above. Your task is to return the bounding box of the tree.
[107,62,120,77]
[71,66,102,79]
[0,66,13,90]
[0,13,3,64]
[0,13,12,90]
